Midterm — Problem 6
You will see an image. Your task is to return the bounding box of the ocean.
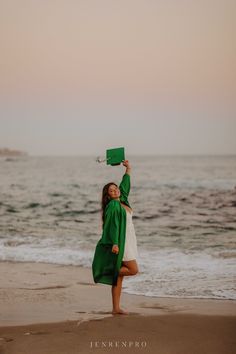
[0,155,236,300]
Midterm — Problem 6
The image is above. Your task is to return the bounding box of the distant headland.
[0,148,28,156]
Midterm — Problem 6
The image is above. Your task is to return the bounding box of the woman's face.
[108,184,120,199]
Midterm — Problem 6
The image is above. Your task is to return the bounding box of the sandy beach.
[0,261,235,354]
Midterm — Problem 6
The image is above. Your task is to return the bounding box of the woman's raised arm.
[122,160,131,175]
[119,160,131,204]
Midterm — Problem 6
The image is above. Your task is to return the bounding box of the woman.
[92,160,139,315]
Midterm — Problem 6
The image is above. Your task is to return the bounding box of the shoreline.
[0,260,235,326]
[0,260,236,303]
[1,259,235,302]
[0,261,235,354]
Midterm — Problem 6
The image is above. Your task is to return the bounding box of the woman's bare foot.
[112,308,129,315]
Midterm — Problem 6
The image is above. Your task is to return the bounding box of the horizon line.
[15,153,236,157]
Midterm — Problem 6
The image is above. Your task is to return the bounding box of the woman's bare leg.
[119,260,139,276]
[118,265,131,276]
[111,260,139,315]
[111,275,128,314]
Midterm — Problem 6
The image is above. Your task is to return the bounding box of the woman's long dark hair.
[101,182,118,228]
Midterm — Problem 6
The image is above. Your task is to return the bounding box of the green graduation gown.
[92,173,131,286]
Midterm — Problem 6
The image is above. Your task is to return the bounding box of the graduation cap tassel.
[95,156,111,163]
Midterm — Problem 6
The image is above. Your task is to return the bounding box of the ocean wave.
[0,244,235,300]
[54,209,100,217]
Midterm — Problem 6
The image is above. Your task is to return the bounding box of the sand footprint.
[76,312,112,326]
[24,331,50,335]
[0,337,14,342]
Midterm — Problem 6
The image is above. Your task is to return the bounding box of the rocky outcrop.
[0,148,28,156]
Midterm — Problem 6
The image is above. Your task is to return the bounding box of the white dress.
[122,209,138,261]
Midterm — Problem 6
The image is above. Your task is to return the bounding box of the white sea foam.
[0,242,93,267]
[123,248,236,299]
[1,242,235,300]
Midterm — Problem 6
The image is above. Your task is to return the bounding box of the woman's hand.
[122,160,131,175]
[112,244,119,254]
[122,160,130,168]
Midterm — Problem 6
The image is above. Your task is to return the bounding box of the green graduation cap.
[106,147,125,166]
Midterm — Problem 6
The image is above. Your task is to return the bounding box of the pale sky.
[0,0,235,155]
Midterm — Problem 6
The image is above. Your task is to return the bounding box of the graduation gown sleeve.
[119,173,131,208]
[101,200,120,245]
